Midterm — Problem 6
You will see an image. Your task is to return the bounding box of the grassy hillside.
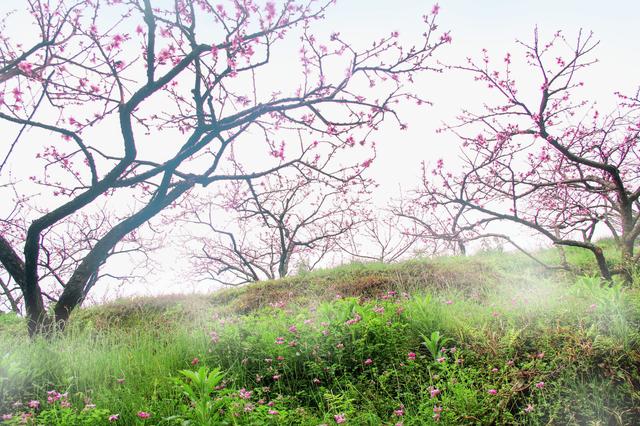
[1,246,639,425]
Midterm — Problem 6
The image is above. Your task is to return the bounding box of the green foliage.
[421,331,450,361]
[1,251,639,424]
[170,366,227,425]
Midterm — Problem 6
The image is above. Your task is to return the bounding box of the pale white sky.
[149,0,640,297]
[2,1,639,302]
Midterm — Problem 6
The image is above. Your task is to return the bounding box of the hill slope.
[1,249,639,425]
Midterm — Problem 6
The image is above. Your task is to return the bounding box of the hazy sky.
[115,1,640,297]
[326,1,640,199]
[2,1,639,301]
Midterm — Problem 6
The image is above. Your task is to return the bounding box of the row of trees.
[0,1,638,335]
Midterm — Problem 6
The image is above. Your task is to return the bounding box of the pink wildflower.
[108,414,119,422]
[268,409,279,415]
[2,414,12,420]
[28,400,40,409]
[288,325,298,333]
[137,411,151,419]
[444,300,453,305]
[191,357,199,365]
[334,413,346,424]
[272,374,280,381]
[487,389,498,395]
[535,381,545,389]
[407,352,416,361]
[433,405,443,422]
[430,388,441,398]
[275,337,285,345]
[436,357,446,363]
[364,358,373,365]
[524,404,534,413]
[239,388,252,399]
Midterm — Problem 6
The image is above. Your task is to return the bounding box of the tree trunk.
[619,239,634,284]
[591,246,612,281]
[457,240,466,256]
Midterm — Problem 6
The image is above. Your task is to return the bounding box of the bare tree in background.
[180,168,367,285]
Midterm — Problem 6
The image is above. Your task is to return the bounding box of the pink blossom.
[535,381,545,389]
[18,61,33,75]
[272,374,280,381]
[288,325,298,333]
[444,300,453,305]
[440,32,452,44]
[430,388,441,398]
[137,411,151,419]
[275,337,285,344]
[487,389,498,395]
[394,407,404,416]
[108,414,119,422]
[364,358,373,365]
[191,357,199,365]
[2,414,12,420]
[431,4,440,15]
[268,409,279,415]
[265,2,276,20]
[436,357,446,363]
[238,388,252,399]
[28,400,40,409]
[407,352,416,361]
[524,404,534,413]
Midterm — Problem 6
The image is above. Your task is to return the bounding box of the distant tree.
[0,0,448,333]
[338,210,421,263]
[412,29,640,280]
[180,168,367,285]
[394,186,472,257]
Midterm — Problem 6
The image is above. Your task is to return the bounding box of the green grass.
[1,246,639,424]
